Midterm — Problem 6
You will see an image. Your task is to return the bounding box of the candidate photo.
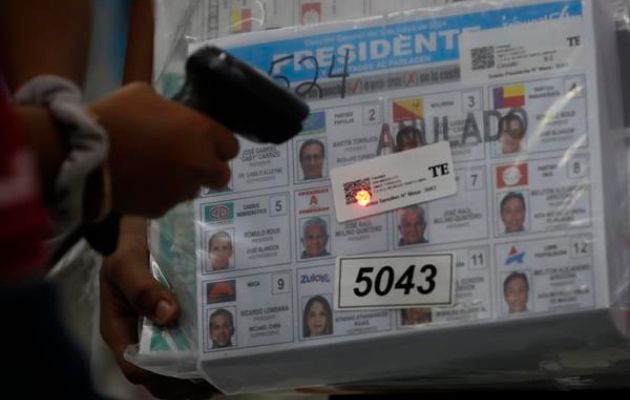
[206,230,233,272]
[503,271,530,314]
[298,138,326,180]
[397,204,428,246]
[497,112,526,155]
[208,308,235,349]
[300,217,331,259]
[302,295,333,337]
[499,192,527,234]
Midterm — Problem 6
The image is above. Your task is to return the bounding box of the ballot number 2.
[353,264,437,297]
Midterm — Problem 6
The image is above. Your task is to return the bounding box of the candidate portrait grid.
[198,72,591,255]
[201,232,596,352]
[195,73,596,337]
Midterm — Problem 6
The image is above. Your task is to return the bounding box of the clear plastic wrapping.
[134,0,630,393]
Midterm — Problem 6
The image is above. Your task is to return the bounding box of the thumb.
[103,254,180,326]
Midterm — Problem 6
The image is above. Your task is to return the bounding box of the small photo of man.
[208,308,235,349]
[300,217,330,259]
[499,192,527,234]
[298,138,326,181]
[397,204,428,246]
[497,112,526,155]
[503,271,530,314]
[206,230,233,272]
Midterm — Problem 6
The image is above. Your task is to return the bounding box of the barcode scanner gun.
[172,45,310,144]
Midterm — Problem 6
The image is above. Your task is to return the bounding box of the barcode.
[471,46,495,70]
[343,178,372,205]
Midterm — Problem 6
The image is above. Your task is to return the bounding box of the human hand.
[100,216,218,399]
[89,82,239,218]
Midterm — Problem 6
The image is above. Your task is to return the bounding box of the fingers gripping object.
[173,46,310,144]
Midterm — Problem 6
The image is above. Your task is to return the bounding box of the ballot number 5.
[270,194,288,217]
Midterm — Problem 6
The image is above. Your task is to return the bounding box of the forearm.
[0,0,92,91]
[124,0,155,84]
[117,216,149,256]
[119,0,155,241]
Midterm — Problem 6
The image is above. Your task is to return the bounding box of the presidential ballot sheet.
[186,0,624,367]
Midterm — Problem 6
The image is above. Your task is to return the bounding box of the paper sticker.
[335,253,455,310]
[330,141,457,222]
[460,18,585,85]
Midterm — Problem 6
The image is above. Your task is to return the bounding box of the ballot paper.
[146,0,629,393]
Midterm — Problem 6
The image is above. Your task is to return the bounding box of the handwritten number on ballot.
[294,55,322,98]
[268,48,350,99]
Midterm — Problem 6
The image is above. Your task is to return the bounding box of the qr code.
[343,178,372,205]
[471,46,495,70]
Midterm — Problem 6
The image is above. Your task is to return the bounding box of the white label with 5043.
[334,253,455,310]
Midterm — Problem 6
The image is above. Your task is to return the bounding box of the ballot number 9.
[272,272,290,295]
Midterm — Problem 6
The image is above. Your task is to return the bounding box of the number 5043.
[353,264,437,297]
[336,254,454,310]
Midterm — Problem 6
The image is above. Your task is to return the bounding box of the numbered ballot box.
[144,0,630,394]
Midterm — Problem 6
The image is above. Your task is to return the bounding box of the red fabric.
[0,90,49,282]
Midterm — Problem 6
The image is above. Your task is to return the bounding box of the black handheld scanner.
[172,46,310,144]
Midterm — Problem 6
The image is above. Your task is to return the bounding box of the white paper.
[191,0,607,363]
[330,141,457,222]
